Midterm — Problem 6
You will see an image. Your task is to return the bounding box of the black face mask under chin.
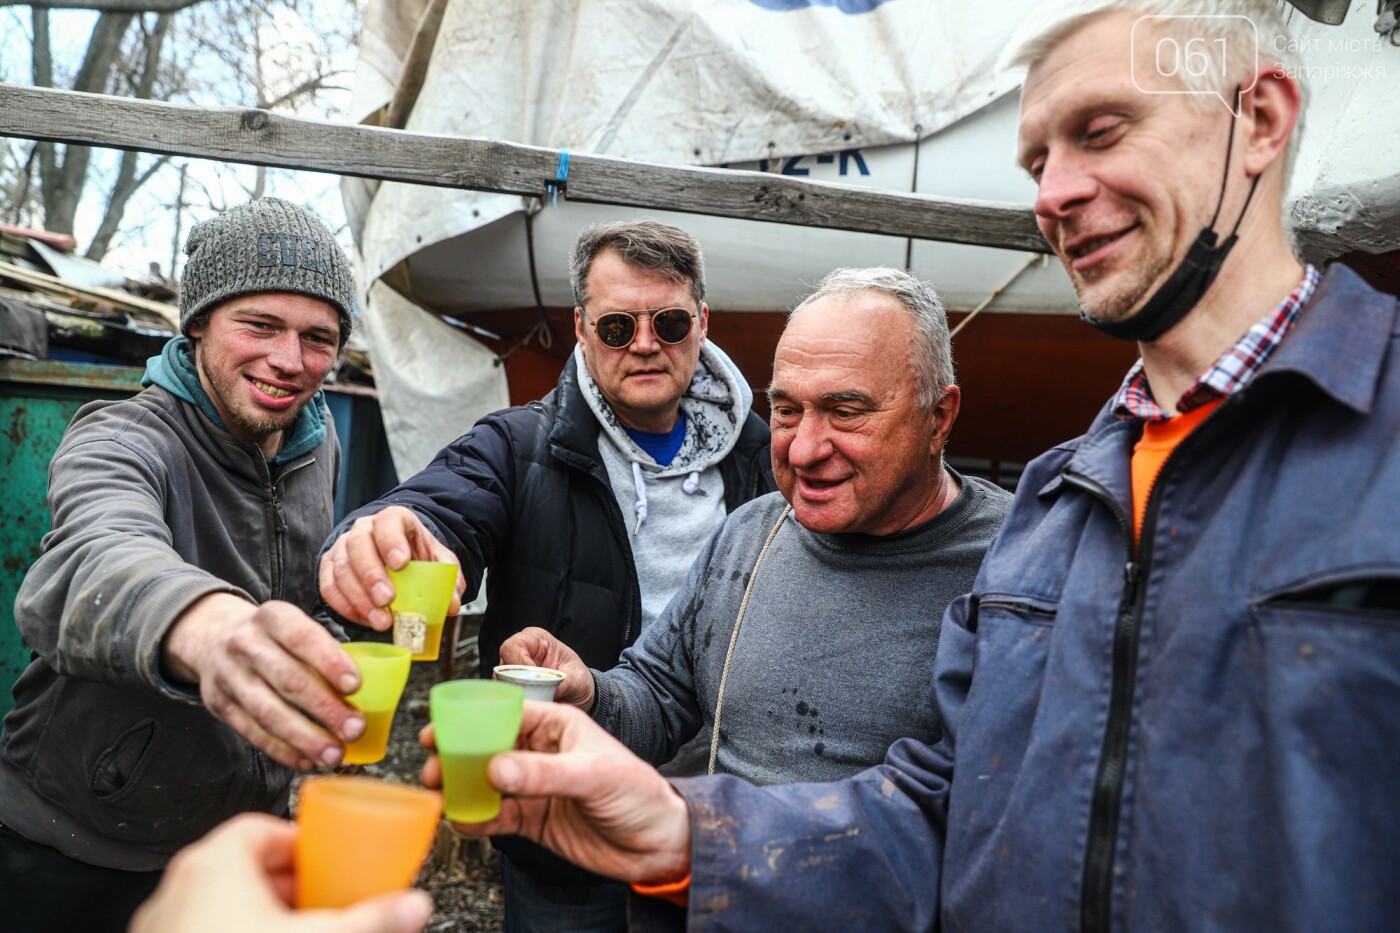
[1081,89,1261,343]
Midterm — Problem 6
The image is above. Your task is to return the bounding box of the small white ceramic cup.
[492,664,566,702]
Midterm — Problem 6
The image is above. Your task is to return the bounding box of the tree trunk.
[86,12,172,261]
[40,11,136,235]
[31,8,57,217]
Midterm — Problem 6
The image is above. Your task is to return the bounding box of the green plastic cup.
[341,643,412,765]
[430,679,524,823]
[387,560,458,661]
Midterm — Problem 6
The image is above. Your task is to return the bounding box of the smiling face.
[1016,13,1230,324]
[188,292,340,456]
[768,292,959,537]
[574,248,708,434]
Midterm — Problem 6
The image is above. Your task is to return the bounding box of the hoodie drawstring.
[631,461,649,535]
[631,466,708,535]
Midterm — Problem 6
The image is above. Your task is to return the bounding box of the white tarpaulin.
[349,0,1042,285]
[344,0,1400,477]
[357,270,508,478]
[343,0,1052,471]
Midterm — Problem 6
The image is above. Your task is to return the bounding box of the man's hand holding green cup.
[429,680,525,823]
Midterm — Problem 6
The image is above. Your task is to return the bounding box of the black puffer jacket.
[325,353,774,884]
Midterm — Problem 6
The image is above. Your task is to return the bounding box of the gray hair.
[789,267,955,410]
[570,220,706,309]
[999,0,1305,186]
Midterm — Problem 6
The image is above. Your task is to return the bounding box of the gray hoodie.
[576,340,755,631]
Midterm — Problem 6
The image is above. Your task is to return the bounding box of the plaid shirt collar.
[1111,264,1321,422]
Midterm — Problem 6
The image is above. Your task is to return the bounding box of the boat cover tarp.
[344,0,1041,469]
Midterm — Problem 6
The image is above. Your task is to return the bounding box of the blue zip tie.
[546,150,570,208]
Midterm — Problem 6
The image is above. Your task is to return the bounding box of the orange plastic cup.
[294,776,442,909]
[388,561,459,662]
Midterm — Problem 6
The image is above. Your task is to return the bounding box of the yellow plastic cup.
[341,643,412,765]
[429,680,524,824]
[387,560,459,662]
[294,775,442,909]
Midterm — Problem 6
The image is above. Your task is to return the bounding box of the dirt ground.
[297,628,506,931]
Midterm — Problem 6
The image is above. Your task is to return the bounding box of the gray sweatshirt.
[577,340,753,632]
[591,475,1012,784]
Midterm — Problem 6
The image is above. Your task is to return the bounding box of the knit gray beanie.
[179,197,355,346]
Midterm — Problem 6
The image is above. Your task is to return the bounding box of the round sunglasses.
[584,306,697,349]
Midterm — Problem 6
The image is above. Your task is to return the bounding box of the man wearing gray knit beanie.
[0,198,371,933]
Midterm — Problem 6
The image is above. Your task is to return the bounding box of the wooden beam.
[0,82,1050,253]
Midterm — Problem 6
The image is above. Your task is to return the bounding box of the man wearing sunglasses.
[318,220,774,931]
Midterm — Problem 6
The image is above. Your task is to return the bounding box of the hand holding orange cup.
[341,643,412,765]
[388,561,458,662]
[294,776,441,909]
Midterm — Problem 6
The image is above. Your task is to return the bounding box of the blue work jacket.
[672,264,1400,931]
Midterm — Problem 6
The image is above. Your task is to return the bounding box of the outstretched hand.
[319,506,465,631]
[130,813,433,933]
[419,703,692,884]
[162,594,363,771]
[498,628,595,709]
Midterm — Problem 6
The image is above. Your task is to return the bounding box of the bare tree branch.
[165,161,188,278]
[248,164,266,200]
[260,72,339,111]
[86,152,169,259]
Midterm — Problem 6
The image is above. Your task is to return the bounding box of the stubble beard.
[1073,248,1174,325]
[198,352,304,441]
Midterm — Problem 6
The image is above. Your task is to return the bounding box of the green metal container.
[0,359,396,717]
[0,359,145,717]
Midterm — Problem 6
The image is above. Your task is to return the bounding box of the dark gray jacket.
[594,479,1011,782]
[0,385,339,871]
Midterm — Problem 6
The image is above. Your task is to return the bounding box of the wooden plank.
[0,260,179,329]
[0,82,1050,253]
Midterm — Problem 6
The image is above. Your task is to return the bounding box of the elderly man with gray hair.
[502,266,1011,788]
